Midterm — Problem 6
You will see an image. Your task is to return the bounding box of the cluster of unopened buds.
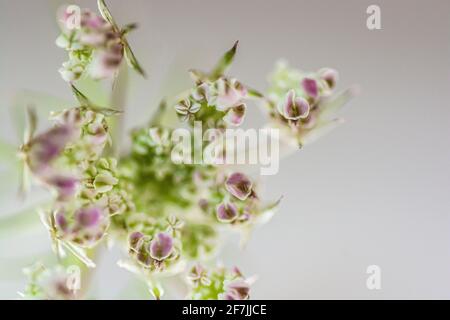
[17,1,356,300]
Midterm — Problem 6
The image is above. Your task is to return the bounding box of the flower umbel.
[15,1,357,300]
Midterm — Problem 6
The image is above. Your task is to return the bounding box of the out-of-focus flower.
[173,43,252,129]
[187,265,252,300]
[266,61,357,146]
[210,78,248,111]
[221,279,250,300]
[223,103,246,126]
[55,205,110,248]
[46,174,79,201]
[18,4,358,297]
[23,125,77,174]
[56,2,145,82]
[126,217,182,272]
[187,264,211,287]
[318,67,339,90]
[191,82,211,102]
[301,77,319,100]
[20,263,80,300]
[174,77,249,128]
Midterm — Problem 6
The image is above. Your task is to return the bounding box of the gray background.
[1,0,450,299]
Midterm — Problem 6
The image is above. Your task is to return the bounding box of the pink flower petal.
[149,232,173,261]
[216,202,238,222]
[302,78,319,99]
[225,172,253,201]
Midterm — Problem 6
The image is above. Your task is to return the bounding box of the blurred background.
[1,0,450,299]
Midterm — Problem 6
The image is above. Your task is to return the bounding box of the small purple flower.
[191,82,211,102]
[27,125,76,173]
[225,172,253,201]
[223,279,250,300]
[277,89,310,121]
[318,68,339,90]
[129,231,144,251]
[214,78,247,111]
[223,103,246,126]
[301,112,317,129]
[188,264,204,281]
[47,174,79,200]
[301,78,319,99]
[75,206,102,228]
[80,10,106,30]
[55,210,68,232]
[149,232,173,261]
[137,251,153,267]
[174,98,201,120]
[188,264,211,287]
[89,44,124,80]
[198,199,209,212]
[216,202,238,223]
[232,266,243,277]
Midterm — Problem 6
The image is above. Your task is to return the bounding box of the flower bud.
[301,78,319,99]
[188,265,211,287]
[55,210,69,232]
[89,44,124,80]
[318,68,339,90]
[47,174,79,200]
[174,99,201,119]
[93,172,118,193]
[223,103,246,126]
[26,125,77,173]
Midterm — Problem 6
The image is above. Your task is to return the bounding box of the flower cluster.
[197,172,262,225]
[20,100,136,256]
[175,77,248,128]
[20,263,79,300]
[56,8,123,81]
[266,61,356,146]
[187,265,252,300]
[19,1,356,300]
[174,43,253,129]
[125,217,182,272]
[56,1,145,82]
[21,106,109,198]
